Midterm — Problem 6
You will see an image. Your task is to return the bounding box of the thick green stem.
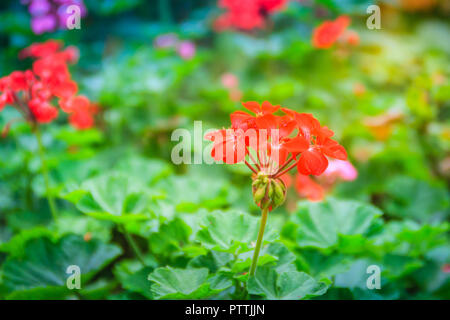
[35,127,58,222]
[249,206,269,276]
[121,226,146,267]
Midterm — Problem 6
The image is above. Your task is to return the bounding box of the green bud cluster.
[252,172,287,210]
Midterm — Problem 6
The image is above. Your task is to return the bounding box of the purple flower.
[23,0,88,34]
[29,0,51,15]
[154,33,178,49]
[31,14,57,34]
[177,41,196,60]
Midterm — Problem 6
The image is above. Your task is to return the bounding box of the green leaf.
[79,278,118,300]
[156,171,234,212]
[373,220,449,256]
[114,156,173,185]
[291,198,382,249]
[196,210,278,254]
[55,215,114,242]
[382,177,449,223]
[188,251,234,273]
[114,260,155,299]
[0,227,56,258]
[231,243,296,273]
[148,267,231,299]
[148,218,191,257]
[2,235,122,299]
[62,172,157,223]
[248,267,329,300]
[299,250,352,280]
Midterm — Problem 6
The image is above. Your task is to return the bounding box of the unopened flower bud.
[253,184,267,204]
[252,173,287,211]
[272,178,287,208]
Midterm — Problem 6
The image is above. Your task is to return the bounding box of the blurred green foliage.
[0,0,449,300]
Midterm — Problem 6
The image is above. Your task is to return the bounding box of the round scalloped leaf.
[196,210,278,254]
[2,235,122,299]
[61,172,157,223]
[248,266,329,300]
[148,267,232,300]
[291,198,382,249]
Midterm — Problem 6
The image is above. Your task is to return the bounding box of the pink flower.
[443,264,450,273]
[177,41,196,60]
[221,73,239,89]
[323,159,358,181]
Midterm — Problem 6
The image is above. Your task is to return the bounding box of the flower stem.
[249,206,269,277]
[120,225,146,267]
[35,127,58,222]
[274,158,300,178]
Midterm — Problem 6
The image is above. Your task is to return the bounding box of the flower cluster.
[22,0,87,35]
[214,0,288,31]
[205,101,347,209]
[0,40,97,130]
[312,15,359,49]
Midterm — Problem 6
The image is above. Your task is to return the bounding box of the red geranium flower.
[214,0,287,31]
[0,40,97,131]
[312,15,357,49]
[204,100,348,209]
[209,99,349,278]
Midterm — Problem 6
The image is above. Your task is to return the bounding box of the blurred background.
[0,0,449,300]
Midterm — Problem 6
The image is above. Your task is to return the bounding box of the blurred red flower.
[214,0,288,31]
[0,40,96,130]
[312,15,359,49]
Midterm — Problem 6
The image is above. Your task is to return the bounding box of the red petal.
[261,101,279,114]
[322,139,347,160]
[255,114,278,131]
[70,110,94,130]
[230,111,252,129]
[9,71,28,91]
[297,148,329,175]
[282,136,309,153]
[296,113,320,137]
[29,99,58,123]
[278,117,296,138]
[59,95,89,113]
[52,80,78,99]
[281,107,297,119]
[242,101,261,114]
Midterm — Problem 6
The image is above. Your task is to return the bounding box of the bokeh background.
[0,0,449,300]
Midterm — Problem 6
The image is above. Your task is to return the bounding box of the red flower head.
[214,0,287,31]
[205,101,347,209]
[0,40,97,130]
[259,0,288,13]
[312,15,355,49]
